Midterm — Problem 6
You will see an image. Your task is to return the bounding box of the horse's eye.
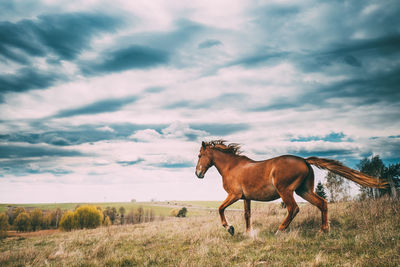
[198,155,201,158]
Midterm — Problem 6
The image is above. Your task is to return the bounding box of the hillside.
[1,199,399,266]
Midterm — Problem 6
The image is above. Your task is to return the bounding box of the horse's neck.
[212,149,240,177]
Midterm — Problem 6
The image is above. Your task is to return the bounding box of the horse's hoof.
[318,227,330,234]
[228,225,235,236]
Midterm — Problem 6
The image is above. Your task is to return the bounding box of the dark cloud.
[0,123,166,146]
[198,39,222,49]
[228,50,289,68]
[0,68,65,102]
[164,93,248,110]
[290,132,349,143]
[153,162,194,169]
[0,12,122,101]
[343,55,362,67]
[82,45,170,75]
[0,144,84,158]
[0,12,121,63]
[53,96,139,118]
[249,65,400,112]
[117,158,145,166]
[0,158,73,177]
[145,86,165,93]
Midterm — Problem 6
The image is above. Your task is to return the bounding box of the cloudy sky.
[1,0,399,203]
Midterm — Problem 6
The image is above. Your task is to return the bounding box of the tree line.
[0,205,163,237]
[315,155,400,202]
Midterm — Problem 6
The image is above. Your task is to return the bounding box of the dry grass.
[1,198,399,266]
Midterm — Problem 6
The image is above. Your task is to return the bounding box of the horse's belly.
[243,184,280,201]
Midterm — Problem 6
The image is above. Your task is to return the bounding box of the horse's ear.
[202,141,206,149]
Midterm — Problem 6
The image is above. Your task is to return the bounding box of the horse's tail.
[306,156,388,189]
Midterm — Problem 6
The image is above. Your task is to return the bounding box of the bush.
[0,213,9,239]
[59,206,103,231]
[75,206,103,229]
[59,211,77,231]
[103,216,111,226]
[14,212,31,232]
[177,207,187,218]
[170,209,179,217]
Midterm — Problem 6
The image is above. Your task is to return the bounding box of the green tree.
[14,212,31,232]
[383,163,400,199]
[0,213,9,239]
[315,181,327,199]
[357,155,385,199]
[325,171,350,202]
[30,208,43,231]
[177,207,187,218]
[119,207,126,225]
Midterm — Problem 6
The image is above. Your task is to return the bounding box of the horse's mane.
[205,140,242,156]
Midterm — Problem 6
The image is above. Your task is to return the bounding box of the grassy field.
[1,198,399,266]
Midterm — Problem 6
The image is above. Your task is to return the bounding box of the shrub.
[170,209,179,217]
[14,212,31,232]
[59,211,77,231]
[177,207,187,218]
[103,216,111,226]
[0,213,9,239]
[74,206,102,229]
[103,207,117,224]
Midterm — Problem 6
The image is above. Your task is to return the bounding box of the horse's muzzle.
[195,170,204,179]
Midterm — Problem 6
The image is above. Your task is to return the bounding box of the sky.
[0,0,399,203]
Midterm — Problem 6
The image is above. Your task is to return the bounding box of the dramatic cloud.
[53,96,139,118]
[0,0,399,203]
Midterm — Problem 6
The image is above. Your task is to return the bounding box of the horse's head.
[195,141,214,179]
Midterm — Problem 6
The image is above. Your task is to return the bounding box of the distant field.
[0,200,254,217]
[0,200,300,216]
[1,199,399,266]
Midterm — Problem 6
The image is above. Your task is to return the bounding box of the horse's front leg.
[244,199,251,233]
[219,193,241,236]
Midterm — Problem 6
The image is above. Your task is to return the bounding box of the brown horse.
[195,140,387,235]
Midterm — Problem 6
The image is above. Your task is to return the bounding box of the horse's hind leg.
[219,193,241,235]
[297,190,329,232]
[295,165,329,232]
[276,190,299,233]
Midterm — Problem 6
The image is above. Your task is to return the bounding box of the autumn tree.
[59,211,77,231]
[14,212,31,232]
[103,207,117,225]
[0,213,9,239]
[74,206,103,229]
[30,208,43,231]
